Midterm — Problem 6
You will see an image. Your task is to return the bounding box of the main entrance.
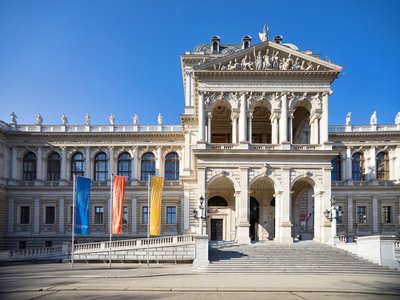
[211,219,223,241]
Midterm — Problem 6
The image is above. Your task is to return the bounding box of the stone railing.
[291,145,317,151]
[250,144,276,150]
[329,124,399,133]
[1,245,68,261]
[74,234,195,254]
[206,144,235,150]
[1,123,182,133]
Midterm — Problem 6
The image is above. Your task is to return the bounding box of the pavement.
[0,262,399,299]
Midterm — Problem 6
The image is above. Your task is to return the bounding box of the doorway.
[250,197,260,241]
[211,219,223,241]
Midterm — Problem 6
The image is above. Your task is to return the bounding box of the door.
[211,219,223,241]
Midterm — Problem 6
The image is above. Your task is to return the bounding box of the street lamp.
[193,196,206,235]
[324,196,343,243]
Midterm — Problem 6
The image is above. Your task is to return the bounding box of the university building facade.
[0,32,399,250]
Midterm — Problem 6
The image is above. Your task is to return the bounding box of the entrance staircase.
[198,241,400,274]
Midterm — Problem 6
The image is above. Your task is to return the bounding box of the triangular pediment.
[193,41,342,73]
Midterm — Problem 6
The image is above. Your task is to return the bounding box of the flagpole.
[109,173,113,269]
[71,174,76,268]
[147,173,151,268]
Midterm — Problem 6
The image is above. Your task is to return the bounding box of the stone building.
[0,29,399,250]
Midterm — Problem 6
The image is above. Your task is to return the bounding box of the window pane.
[95,206,104,224]
[45,206,55,224]
[352,153,364,181]
[118,152,131,180]
[71,152,84,179]
[357,206,367,223]
[166,206,176,224]
[383,206,392,223]
[142,206,148,224]
[23,152,36,181]
[47,152,60,181]
[141,153,155,181]
[123,206,128,224]
[95,152,108,181]
[20,206,30,224]
[331,155,341,181]
[376,152,389,181]
[165,152,179,181]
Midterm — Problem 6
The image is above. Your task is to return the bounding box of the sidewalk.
[0,262,399,299]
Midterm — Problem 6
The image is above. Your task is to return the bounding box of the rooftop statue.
[158,113,163,125]
[36,113,43,126]
[370,111,377,125]
[85,113,91,125]
[133,114,139,125]
[10,112,17,125]
[259,24,269,42]
[109,113,115,125]
[395,112,400,125]
[345,112,352,125]
[61,113,68,125]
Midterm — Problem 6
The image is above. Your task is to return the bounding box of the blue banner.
[75,176,91,234]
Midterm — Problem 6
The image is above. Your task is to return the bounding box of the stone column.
[7,198,14,233]
[59,197,64,234]
[131,197,137,234]
[232,113,238,144]
[60,147,67,182]
[34,198,40,234]
[345,147,352,180]
[271,115,278,144]
[185,70,192,107]
[85,147,91,179]
[207,112,212,143]
[288,111,294,144]
[347,196,353,233]
[279,167,292,243]
[11,147,17,180]
[369,146,376,180]
[237,167,250,244]
[156,146,162,177]
[372,196,379,234]
[248,113,253,144]
[321,93,329,143]
[108,146,114,179]
[183,189,190,232]
[279,93,288,143]
[274,191,282,242]
[37,146,43,181]
[198,92,205,141]
[239,92,247,142]
[131,147,137,183]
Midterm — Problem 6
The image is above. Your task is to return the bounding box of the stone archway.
[291,179,315,240]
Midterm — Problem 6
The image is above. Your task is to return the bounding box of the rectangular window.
[337,206,343,224]
[20,206,30,224]
[19,241,26,249]
[123,206,128,224]
[166,206,177,224]
[382,206,393,224]
[142,206,148,225]
[357,206,367,224]
[45,206,55,224]
[45,240,53,247]
[69,206,73,224]
[94,206,104,224]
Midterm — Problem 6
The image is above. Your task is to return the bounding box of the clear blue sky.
[0,0,399,126]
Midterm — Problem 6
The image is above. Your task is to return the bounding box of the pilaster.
[59,197,64,234]
[131,197,137,234]
[237,167,250,244]
[279,167,292,243]
[11,147,17,180]
[239,92,247,142]
[60,147,67,182]
[85,147,91,179]
[279,93,288,143]
[108,146,114,180]
[7,198,14,233]
[372,195,379,234]
[347,196,353,233]
[198,92,205,141]
[321,92,329,143]
[156,146,162,177]
[34,198,40,234]
[183,189,190,231]
[36,146,43,181]
[345,147,352,181]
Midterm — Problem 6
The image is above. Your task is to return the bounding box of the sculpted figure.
[370,111,377,125]
[61,113,68,125]
[133,114,139,125]
[109,113,115,125]
[292,57,300,70]
[258,24,269,42]
[36,113,43,125]
[345,112,352,125]
[241,54,253,70]
[255,51,263,70]
[263,49,271,69]
[10,112,17,125]
[85,113,91,125]
[158,113,163,125]
[395,112,400,125]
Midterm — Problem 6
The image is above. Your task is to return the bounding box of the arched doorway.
[249,176,276,241]
[293,107,311,144]
[291,179,314,240]
[250,197,259,241]
[251,105,271,143]
[207,176,236,241]
[210,102,232,143]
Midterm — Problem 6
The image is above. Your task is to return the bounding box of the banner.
[75,176,91,234]
[112,175,126,234]
[150,176,164,236]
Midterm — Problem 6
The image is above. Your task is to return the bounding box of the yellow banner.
[150,176,164,236]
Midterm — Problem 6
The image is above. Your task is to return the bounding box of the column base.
[278,222,293,243]
[236,223,251,244]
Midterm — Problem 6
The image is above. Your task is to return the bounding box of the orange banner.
[112,175,126,234]
[150,176,164,236]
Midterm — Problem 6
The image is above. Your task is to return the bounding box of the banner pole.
[109,174,113,269]
[147,173,151,268]
[71,174,76,268]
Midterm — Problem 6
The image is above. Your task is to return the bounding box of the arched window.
[331,155,342,181]
[208,196,228,207]
[23,152,36,181]
[352,152,364,181]
[94,152,108,181]
[376,152,389,181]
[292,107,311,144]
[165,152,179,180]
[211,104,232,143]
[47,152,60,181]
[118,152,131,180]
[252,106,271,144]
[141,152,155,181]
[71,152,84,179]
